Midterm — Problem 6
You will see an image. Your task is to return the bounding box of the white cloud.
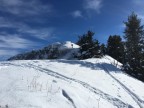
[84,0,102,13]
[72,10,83,18]
[18,27,55,39]
[0,0,52,17]
[0,50,19,56]
[0,17,23,28]
[0,34,37,49]
[0,32,52,60]
[0,17,55,39]
[1,0,22,6]
[0,0,55,59]
[0,49,20,60]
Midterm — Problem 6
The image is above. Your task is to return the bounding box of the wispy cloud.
[0,49,20,60]
[84,0,102,13]
[0,34,37,49]
[18,27,55,40]
[0,30,45,60]
[0,49,19,56]
[71,10,83,18]
[0,17,29,32]
[0,17,55,40]
[0,0,55,60]
[0,0,52,17]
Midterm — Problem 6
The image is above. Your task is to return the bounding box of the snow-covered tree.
[123,12,144,80]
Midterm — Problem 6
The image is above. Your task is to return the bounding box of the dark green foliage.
[107,35,124,63]
[123,12,144,81]
[48,46,59,59]
[77,31,102,59]
[100,44,106,55]
[91,40,101,57]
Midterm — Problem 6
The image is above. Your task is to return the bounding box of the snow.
[51,41,80,60]
[58,41,80,59]
[59,41,80,50]
[0,56,144,108]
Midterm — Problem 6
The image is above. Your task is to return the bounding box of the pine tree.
[77,31,101,59]
[107,35,124,63]
[124,12,144,80]
[91,39,101,58]
[100,44,106,55]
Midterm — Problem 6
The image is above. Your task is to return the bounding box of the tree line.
[76,12,144,82]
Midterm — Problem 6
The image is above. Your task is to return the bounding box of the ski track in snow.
[100,64,144,108]
[3,62,134,108]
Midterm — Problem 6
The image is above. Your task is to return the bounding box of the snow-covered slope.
[0,56,144,108]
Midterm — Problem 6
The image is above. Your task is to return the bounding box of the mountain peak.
[8,41,80,60]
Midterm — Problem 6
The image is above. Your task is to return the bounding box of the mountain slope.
[0,56,144,108]
[8,41,80,60]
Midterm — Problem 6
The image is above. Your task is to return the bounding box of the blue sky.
[0,0,144,60]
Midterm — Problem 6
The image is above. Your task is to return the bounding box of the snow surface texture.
[0,55,144,108]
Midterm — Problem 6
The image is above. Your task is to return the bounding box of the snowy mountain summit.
[1,55,144,108]
[59,41,80,50]
[8,41,80,60]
